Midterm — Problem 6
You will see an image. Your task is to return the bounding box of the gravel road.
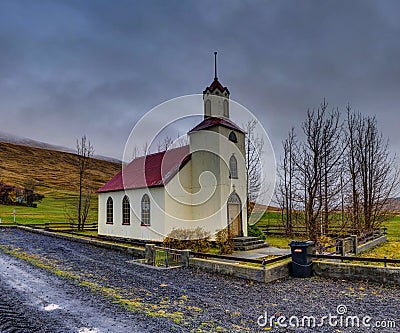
[0,227,399,333]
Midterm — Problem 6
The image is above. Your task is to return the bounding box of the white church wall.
[164,161,193,230]
[188,127,248,237]
[189,130,223,222]
[98,192,107,235]
[98,187,166,242]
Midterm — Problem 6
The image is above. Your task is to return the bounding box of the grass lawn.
[358,217,400,259]
[254,210,292,248]
[255,210,400,256]
[253,211,281,228]
[0,189,98,225]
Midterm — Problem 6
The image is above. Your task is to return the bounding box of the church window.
[223,99,229,117]
[106,197,113,224]
[141,194,150,225]
[122,195,130,225]
[205,100,211,116]
[229,131,237,143]
[229,154,238,179]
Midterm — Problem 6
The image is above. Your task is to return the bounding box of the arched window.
[229,154,238,179]
[228,192,241,204]
[205,100,211,116]
[223,99,229,117]
[141,194,150,226]
[122,195,130,225]
[106,197,113,224]
[228,131,237,143]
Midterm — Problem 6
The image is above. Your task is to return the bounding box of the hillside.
[0,142,121,224]
[0,142,120,193]
[0,130,121,163]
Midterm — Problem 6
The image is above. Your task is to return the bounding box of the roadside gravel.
[0,227,399,332]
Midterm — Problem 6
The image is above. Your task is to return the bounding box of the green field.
[253,210,400,258]
[252,210,299,248]
[358,217,400,259]
[0,190,98,225]
[0,141,120,226]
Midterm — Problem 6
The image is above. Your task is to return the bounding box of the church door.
[227,192,242,237]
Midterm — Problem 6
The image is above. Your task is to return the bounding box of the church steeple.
[203,52,230,119]
[214,51,218,80]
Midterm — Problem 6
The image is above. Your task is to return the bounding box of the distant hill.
[385,197,400,212]
[0,141,121,195]
[0,130,121,164]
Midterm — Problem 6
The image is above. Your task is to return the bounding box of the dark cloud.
[0,0,399,160]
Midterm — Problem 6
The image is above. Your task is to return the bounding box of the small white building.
[98,71,247,242]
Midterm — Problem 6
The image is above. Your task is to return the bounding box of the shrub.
[316,235,335,248]
[163,227,211,252]
[247,223,266,240]
[215,228,235,255]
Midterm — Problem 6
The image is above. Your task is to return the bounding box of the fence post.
[165,249,169,268]
[351,235,358,255]
[181,250,191,268]
[336,239,345,256]
[145,244,155,266]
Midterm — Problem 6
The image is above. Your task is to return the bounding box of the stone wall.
[313,261,400,285]
[189,258,290,283]
[356,235,387,254]
[337,234,387,255]
[18,226,146,258]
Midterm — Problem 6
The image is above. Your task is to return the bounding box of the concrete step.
[234,242,270,251]
[233,237,269,251]
[233,237,260,243]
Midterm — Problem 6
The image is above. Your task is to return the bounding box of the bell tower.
[187,53,247,237]
[203,52,230,119]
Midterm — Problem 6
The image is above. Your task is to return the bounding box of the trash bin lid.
[288,240,314,247]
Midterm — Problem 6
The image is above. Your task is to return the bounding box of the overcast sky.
[1,0,400,161]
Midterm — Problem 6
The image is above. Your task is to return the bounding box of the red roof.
[188,116,245,134]
[203,78,230,95]
[98,145,190,193]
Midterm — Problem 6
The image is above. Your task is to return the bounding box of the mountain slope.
[0,141,121,224]
[0,130,121,164]
[0,141,121,195]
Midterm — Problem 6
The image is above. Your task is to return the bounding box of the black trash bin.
[289,240,314,278]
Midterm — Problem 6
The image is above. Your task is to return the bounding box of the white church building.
[98,61,248,242]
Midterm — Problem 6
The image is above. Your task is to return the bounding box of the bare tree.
[131,146,140,160]
[345,110,400,232]
[70,136,94,231]
[277,100,399,240]
[278,101,343,240]
[171,133,189,149]
[319,101,344,234]
[157,136,173,152]
[276,127,297,235]
[344,106,361,232]
[244,120,264,220]
[131,134,189,161]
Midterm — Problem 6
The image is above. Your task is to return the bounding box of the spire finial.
[214,51,218,80]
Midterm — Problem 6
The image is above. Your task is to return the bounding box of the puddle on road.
[78,328,99,333]
[42,303,61,311]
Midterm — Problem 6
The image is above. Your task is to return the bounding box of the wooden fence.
[22,222,98,231]
[258,225,387,238]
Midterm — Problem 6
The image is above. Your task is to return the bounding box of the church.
[98,56,248,242]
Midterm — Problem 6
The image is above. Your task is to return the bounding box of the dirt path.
[0,253,145,333]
